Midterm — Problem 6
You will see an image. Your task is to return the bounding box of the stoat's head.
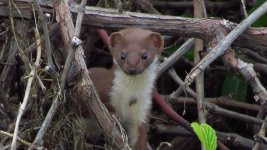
[108,28,164,75]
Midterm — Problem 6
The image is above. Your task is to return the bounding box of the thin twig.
[24,24,59,54]
[167,96,260,112]
[8,1,36,148]
[33,0,55,74]
[169,68,196,98]
[206,104,263,125]
[74,0,87,36]
[0,130,32,147]
[194,0,206,126]
[8,1,30,65]
[158,38,194,76]
[32,42,77,145]
[11,27,42,150]
[201,0,207,18]
[240,0,248,18]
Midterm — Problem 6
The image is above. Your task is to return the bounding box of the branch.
[24,23,59,54]
[33,0,55,74]
[32,0,88,146]
[171,1,267,99]
[241,48,267,64]
[74,0,87,36]
[217,131,267,150]
[0,130,32,147]
[167,96,260,112]
[168,68,263,125]
[194,0,206,126]
[2,1,267,52]
[222,49,267,105]
[32,0,93,146]
[221,48,267,133]
[36,0,131,149]
[237,59,267,104]
[11,26,42,149]
[254,63,267,76]
[253,115,267,150]
[158,38,194,76]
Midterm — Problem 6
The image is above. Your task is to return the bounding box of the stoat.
[89,28,164,149]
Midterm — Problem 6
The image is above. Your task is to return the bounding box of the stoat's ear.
[109,32,122,49]
[147,32,164,52]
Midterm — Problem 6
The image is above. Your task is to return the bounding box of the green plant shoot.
[191,122,217,150]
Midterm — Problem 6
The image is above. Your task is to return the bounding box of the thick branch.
[1,0,267,50]
[52,0,130,149]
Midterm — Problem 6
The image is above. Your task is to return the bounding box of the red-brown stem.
[97,29,109,46]
[152,91,193,133]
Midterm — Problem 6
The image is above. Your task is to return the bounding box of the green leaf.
[248,0,267,27]
[191,122,217,150]
[221,72,247,102]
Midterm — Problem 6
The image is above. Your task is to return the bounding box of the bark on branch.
[52,0,130,149]
[1,0,266,50]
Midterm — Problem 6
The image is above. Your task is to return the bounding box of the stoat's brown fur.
[89,28,164,149]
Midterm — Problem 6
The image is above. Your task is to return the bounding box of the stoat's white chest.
[110,61,158,126]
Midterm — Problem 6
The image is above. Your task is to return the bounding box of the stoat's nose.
[127,68,138,75]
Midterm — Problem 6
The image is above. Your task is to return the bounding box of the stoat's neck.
[113,58,159,93]
[111,57,159,147]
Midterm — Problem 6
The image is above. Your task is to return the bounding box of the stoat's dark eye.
[141,52,148,60]
[121,52,126,60]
